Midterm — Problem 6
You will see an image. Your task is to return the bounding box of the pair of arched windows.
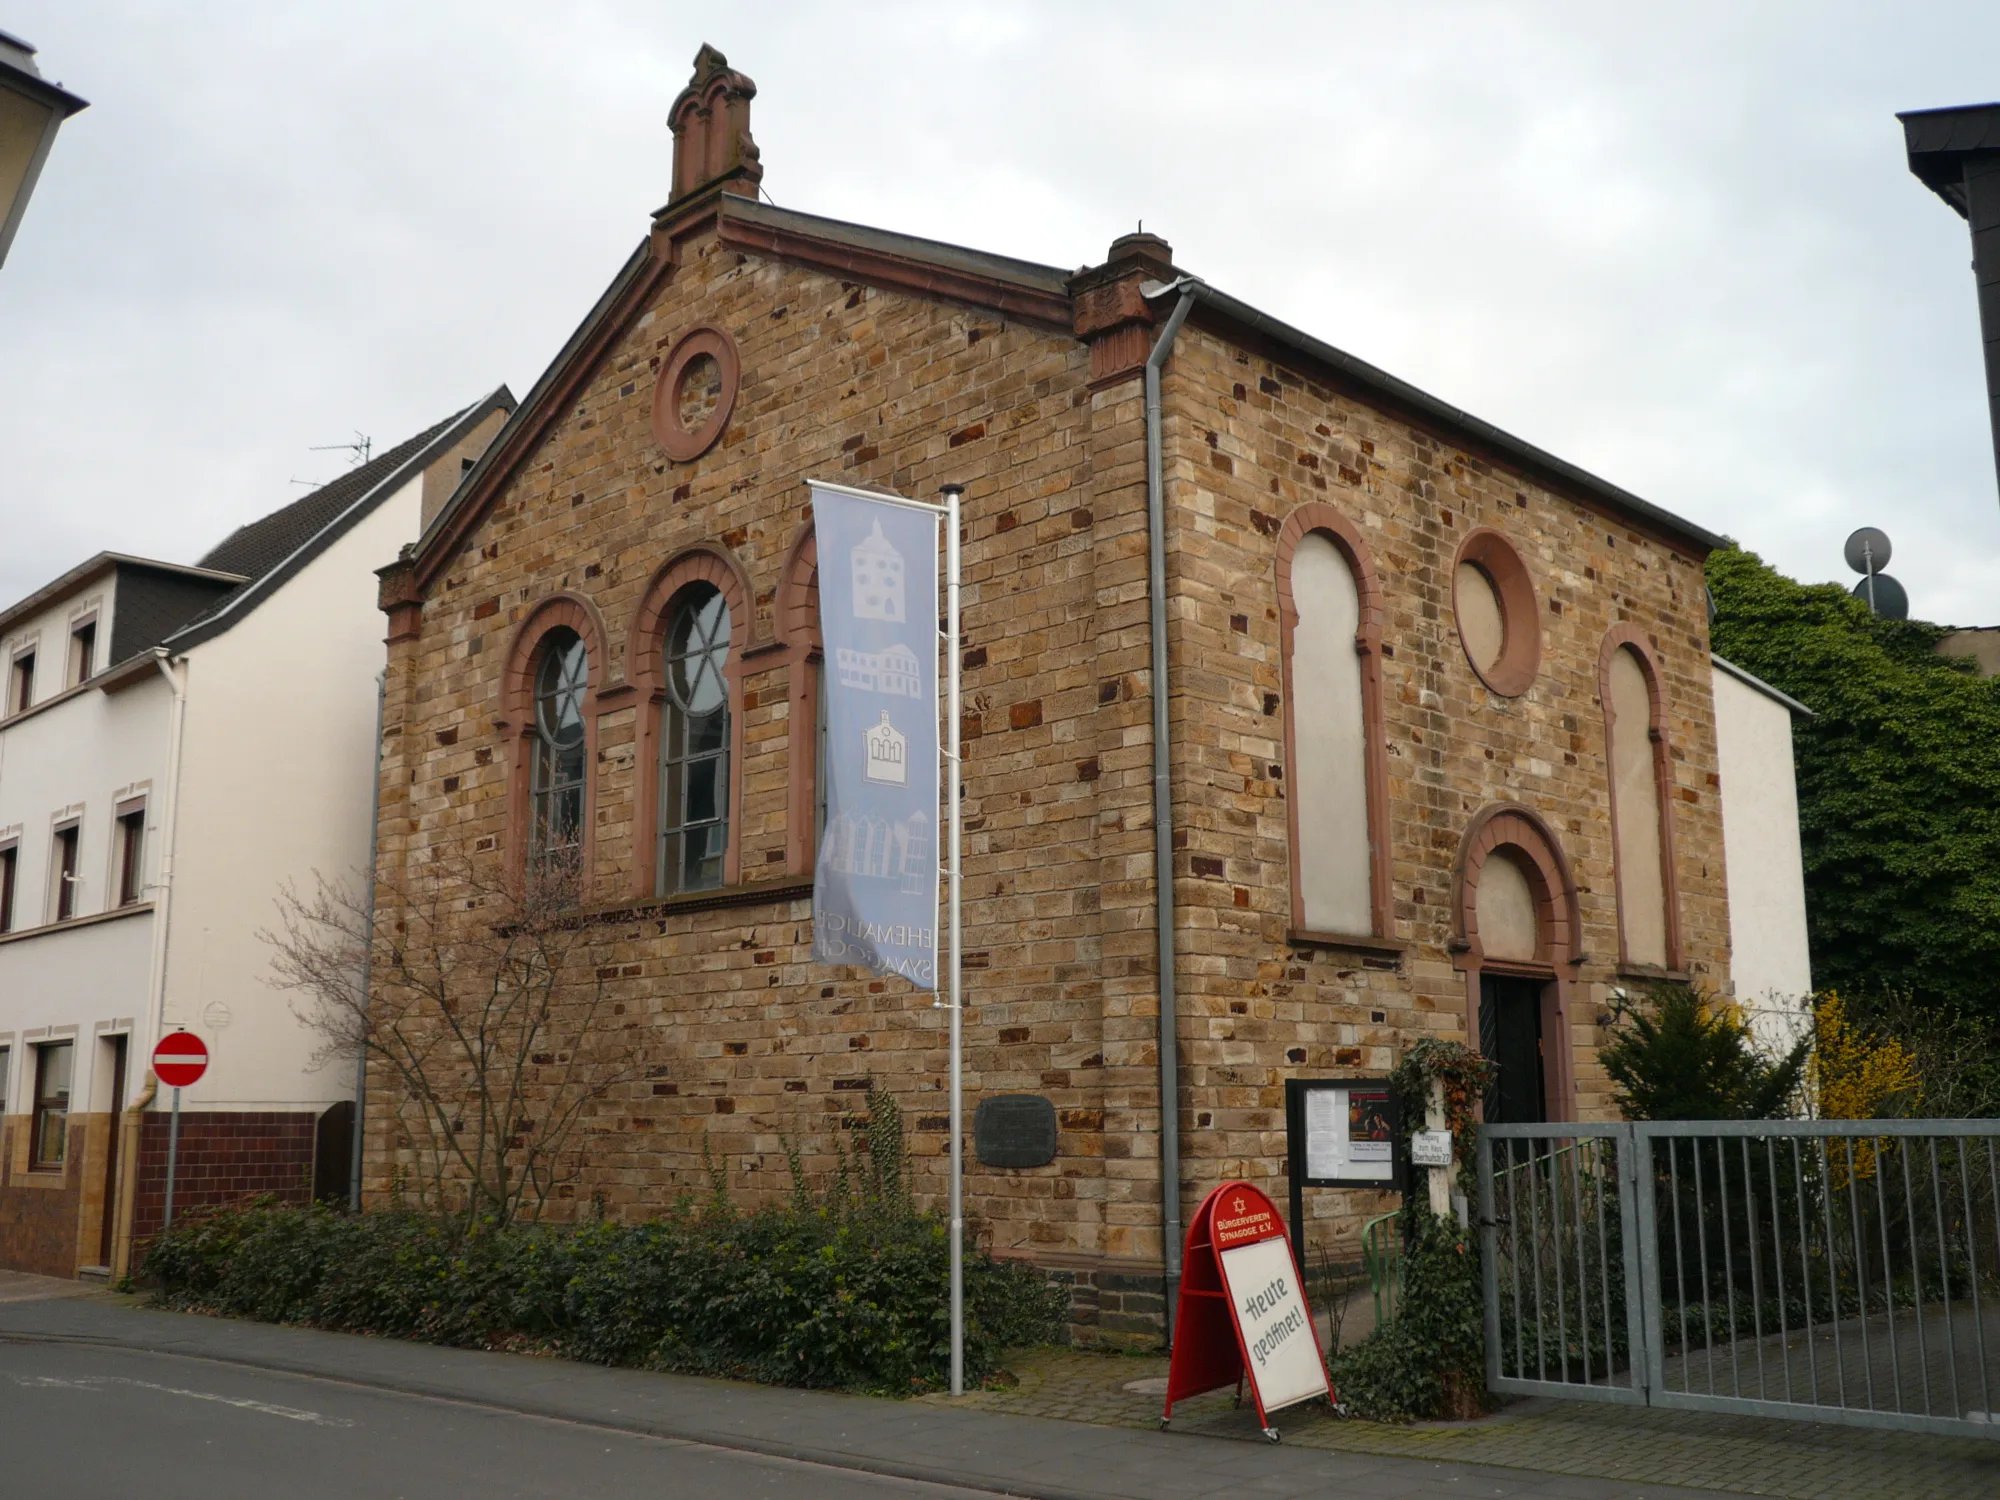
[525,581,732,895]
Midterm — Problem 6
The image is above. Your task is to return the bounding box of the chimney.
[666,44,763,208]
[1069,230,1178,387]
[1902,104,2000,505]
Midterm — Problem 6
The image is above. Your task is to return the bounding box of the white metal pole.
[163,1085,182,1229]
[942,483,965,1396]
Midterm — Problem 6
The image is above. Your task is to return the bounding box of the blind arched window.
[1290,533,1373,934]
[531,628,588,858]
[659,583,731,893]
[1601,634,1679,970]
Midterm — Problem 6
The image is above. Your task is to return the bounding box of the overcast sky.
[4,1,1997,623]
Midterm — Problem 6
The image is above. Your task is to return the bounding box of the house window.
[1602,636,1678,971]
[68,620,96,686]
[658,583,731,894]
[530,629,589,860]
[33,1042,72,1169]
[116,807,146,906]
[0,842,16,932]
[51,822,80,922]
[0,1045,10,1114]
[9,651,33,715]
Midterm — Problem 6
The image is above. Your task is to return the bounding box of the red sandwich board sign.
[152,1030,209,1088]
[1161,1180,1331,1439]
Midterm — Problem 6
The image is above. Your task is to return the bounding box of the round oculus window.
[1452,528,1540,697]
[652,327,739,463]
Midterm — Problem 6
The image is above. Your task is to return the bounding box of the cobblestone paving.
[925,1348,2000,1500]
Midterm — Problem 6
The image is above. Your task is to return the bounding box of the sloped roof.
[166,388,514,653]
[199,416,461,579]
[415,191,1724,589]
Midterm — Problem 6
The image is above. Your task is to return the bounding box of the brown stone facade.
[364,51,1729,1342]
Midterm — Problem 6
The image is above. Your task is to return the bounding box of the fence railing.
[1361,1210,1403,1329]
[1479,1120,2000,1439]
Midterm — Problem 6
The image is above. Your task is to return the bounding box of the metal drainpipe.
[145,652,189,1071]
[351,669,387,1211]
[1144,281,1198,1340]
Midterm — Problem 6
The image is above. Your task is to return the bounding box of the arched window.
[530,628,588,858]
[658,583,731,893]
[1600,631,1679,971]
[1276,506,1391,943]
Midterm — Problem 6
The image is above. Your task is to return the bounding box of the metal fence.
[1478,1120,2000,1438]
[1362,1210,1404,1329]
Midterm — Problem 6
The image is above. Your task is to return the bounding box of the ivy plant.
[1706,545,2000,1021]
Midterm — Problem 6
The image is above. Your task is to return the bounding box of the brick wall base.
[132,1111,322,1240]
[1023,1255,1169,1350]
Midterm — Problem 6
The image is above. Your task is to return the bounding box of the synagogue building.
[368,47,1810,1339]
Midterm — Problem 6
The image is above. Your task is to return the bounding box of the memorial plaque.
[974,1094,1058,1168]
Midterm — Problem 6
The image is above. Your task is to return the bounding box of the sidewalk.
[936,1346,2000,1500]
[0,1292,1729,1500]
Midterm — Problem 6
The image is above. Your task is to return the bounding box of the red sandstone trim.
[652,325,740,463]
[413,242,678,593]
[626,547,755,898]
[1450,803,1584,1121]
[1596,626,1684,973]
[715,211,1073,334]
[1452,527,1541,698]
[1273,503,1394,942]
[500,594,610,888]
[777,524,821,877]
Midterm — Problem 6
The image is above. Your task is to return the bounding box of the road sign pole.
[163,1085,181,1230]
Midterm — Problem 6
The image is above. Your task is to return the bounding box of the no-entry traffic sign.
[153,1030,209,1088]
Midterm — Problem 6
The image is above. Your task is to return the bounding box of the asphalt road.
[0,1336,989,1500]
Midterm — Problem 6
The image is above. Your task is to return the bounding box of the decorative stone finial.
[667,44,763,206]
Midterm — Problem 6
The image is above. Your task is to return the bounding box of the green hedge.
[142,1201,1065,1393]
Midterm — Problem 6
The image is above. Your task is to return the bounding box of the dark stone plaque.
[974,1094,1058,1169]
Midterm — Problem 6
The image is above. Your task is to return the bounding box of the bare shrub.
[265,844,652,1233]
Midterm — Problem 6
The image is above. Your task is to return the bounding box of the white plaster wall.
[0,671,168,1121]
[0,577,113,708]
[0,911,153,1115]
[160,475,418,1111]
[1712,666,1813,1049]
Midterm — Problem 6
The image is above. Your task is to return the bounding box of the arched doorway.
[1451,804,1584,1123]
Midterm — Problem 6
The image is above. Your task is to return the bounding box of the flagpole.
[940,482,965,1397]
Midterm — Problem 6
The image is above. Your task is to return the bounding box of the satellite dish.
[1850,574,1909,620]
[1844,527,1892,575]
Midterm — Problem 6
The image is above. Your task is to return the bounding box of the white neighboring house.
[0,391,511,1278]
[1711,654,1816,1051]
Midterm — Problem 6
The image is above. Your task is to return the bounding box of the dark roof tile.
[198,412,462,580]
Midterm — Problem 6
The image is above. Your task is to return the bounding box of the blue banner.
[810,483,940,987]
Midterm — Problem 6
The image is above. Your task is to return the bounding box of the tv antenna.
[289,431,373,488]
[312,431,372,467]
[1843,526,1909,620]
